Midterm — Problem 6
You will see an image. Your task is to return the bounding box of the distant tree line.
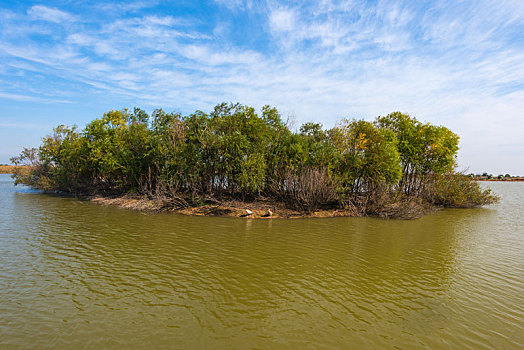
[469,173,518,180]
[11,103,497,216]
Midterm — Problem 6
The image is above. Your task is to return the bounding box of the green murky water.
[1,174,523,348]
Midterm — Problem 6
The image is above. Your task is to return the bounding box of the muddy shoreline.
[86,192,439,219]
[89,195,358,219]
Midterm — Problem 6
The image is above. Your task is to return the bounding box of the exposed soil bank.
[88,194,436,219]
[89,195,357,219]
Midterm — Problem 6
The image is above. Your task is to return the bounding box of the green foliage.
[376,112,459,195]
[10,147,41,186]
[430,174,499,208]
[11,103,497,212]
[330,119,401,193]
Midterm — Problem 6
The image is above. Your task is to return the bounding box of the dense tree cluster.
[11,103,496,215]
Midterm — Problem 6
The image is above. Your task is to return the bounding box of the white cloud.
[95,1,159,14]
[213,0,255,11]
[0,92,71,104]
[27,5,74,23]
[269,7,296,32]
[0,0,523,172]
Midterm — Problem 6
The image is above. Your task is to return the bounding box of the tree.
[10,103,496,214]
[330,119,401,194]
[375,112,459,195]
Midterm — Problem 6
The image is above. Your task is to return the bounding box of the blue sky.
[1,0,523,174]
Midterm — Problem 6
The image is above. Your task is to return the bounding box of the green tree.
[330,119,401,194]
[10,103,496,215]
[376,112,459,195]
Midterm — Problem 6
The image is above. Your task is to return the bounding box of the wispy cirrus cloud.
[27,5,75,23]
[0,0,523,172]
[0,92,71,104]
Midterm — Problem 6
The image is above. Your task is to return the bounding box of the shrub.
[274,167,340,212]
[429,174,498,208]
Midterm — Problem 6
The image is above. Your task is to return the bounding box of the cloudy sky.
[1,0,523,174]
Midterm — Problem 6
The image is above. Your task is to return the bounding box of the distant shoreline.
[473,177,524,182]
[0,165,29,174]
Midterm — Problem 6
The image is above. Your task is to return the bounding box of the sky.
[0,0,523,175]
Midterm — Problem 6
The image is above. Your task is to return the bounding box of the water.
[0,174,523,349]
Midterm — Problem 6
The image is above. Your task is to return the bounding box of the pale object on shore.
[262,209,272,218]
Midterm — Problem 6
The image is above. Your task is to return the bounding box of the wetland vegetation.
[11,103,497,218]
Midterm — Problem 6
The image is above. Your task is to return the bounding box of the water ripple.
[0,175,523,348]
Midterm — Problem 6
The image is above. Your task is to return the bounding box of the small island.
[11,103,497,219]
